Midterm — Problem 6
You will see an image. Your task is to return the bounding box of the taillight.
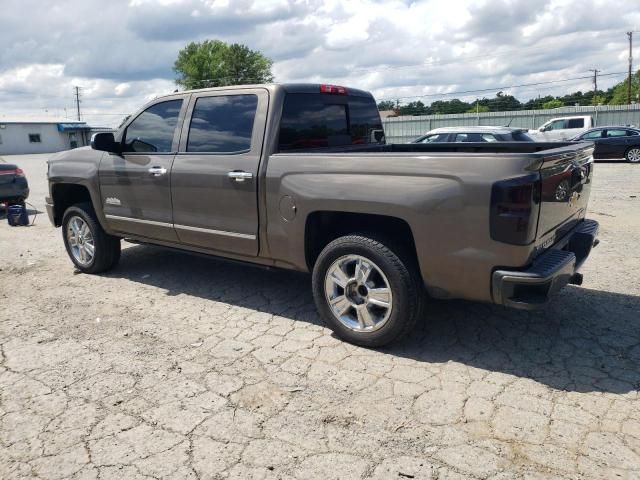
[490,174,540,245]
[320,84,347,95]
[0,168,24,177]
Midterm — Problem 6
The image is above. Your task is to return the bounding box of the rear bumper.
[492,219,599,310]
[0,178,29,203]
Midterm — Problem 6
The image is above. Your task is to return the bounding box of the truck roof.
[156,83,374,100]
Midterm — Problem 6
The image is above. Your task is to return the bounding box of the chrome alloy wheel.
[66,216,95,266]
[627,148,640,163]
[324,254,393,332]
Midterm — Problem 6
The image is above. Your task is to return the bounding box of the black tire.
[62,202,121,273]
[312,234,424,347]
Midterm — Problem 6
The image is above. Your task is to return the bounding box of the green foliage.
[466,103,490,113]
[173,40,274,89]
[542,98,564,109]
[608,71,640,105]
[377,100,396,110]
[378,70,640,115]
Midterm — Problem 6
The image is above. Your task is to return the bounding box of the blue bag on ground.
[7,204,29,226]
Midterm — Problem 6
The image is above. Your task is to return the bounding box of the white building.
[0,117,92,155]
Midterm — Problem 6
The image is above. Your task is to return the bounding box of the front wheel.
[626,147,640,163]
[62,203,121,273]
[312,234,424,347]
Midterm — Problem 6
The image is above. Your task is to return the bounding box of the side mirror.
[91,132,120,154]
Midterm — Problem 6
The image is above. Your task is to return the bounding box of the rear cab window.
[278,91,383,151]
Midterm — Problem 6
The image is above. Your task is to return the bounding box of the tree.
[608,70,640,105]
[542,98,564,109]
[377,100,396,111]
[399,101,429,116]
[173,40,274,89]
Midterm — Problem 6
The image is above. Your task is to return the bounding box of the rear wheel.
[312,234,424,347]
[62,203,120,273]
[626,147,640,163]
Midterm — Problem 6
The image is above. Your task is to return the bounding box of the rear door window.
[605,129,628,138]
[454,133,485,142]
[187,95,258,153]
[124,99,183,153]
[278,93,383,151]
[480,133,498,142]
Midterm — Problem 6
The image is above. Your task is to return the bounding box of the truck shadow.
[110,243,640,395]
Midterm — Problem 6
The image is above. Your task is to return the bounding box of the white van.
[529,116,594,141]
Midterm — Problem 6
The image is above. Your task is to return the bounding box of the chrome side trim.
[174,223,256,240]
[104,215,256,240]
[105,214,173,228]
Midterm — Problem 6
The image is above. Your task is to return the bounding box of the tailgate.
[536,143,594,245]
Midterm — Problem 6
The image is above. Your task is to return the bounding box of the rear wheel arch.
[303,210,422,275]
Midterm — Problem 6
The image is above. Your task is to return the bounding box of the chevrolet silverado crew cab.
[47,84,599,347]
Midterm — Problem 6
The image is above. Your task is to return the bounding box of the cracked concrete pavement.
[1,154,639,479]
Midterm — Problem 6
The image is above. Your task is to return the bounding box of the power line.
[377,71,627,102]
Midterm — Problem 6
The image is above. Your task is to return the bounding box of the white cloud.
[0,0,638,126]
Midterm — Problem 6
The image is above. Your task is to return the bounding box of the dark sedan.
[571,127,640,162]
[0,162,30,205]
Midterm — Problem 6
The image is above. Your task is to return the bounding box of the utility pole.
[589,69,600,93]
[74,86,82,121]
[589,69,600,106]
[627,32,633,105]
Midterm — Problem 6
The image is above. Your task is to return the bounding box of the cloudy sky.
[1,0,638,126]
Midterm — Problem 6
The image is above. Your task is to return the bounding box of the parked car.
[413,126,533,143]
[0,162,29,206]
[570,127,640,162]
[47,83,599,347]
[528,115,594,141]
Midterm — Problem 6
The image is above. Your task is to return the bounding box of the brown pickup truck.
[46,83,599,346]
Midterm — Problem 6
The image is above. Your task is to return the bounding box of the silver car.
[413,126,534,143]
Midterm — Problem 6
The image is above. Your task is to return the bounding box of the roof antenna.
[504,117,514,127]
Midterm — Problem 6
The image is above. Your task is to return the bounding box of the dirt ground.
[1,154,639,480]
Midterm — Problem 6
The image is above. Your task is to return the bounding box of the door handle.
[228,171,253,182]
[148,166,167,176]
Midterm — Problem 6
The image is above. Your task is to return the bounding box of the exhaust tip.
[569,273,583,286]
